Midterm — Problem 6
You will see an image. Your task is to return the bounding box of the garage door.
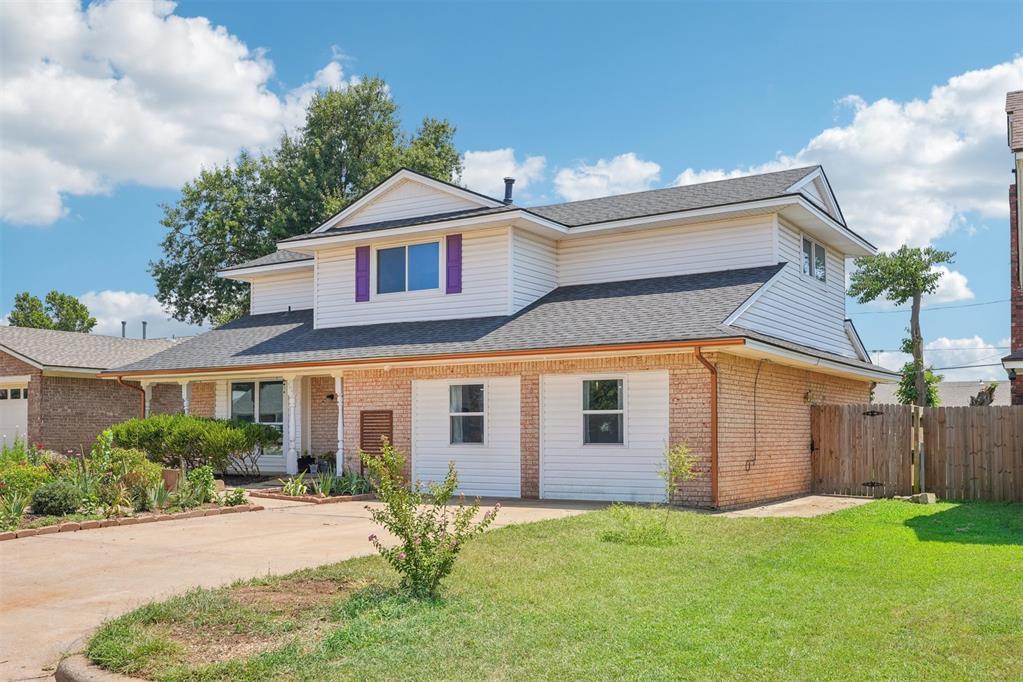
[541,370,669,502]
[412,377,520,497]
[0,382,29,447]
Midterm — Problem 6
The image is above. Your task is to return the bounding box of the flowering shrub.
[362,439,498,598]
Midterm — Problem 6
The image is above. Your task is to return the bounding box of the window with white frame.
[377,241,440,294]
[802,236,827,283]
[582,379,624,444]
[449,384,485,444]
[231,380,284,433]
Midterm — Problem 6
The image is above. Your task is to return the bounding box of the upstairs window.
[449,384,485,444]
[377,241,440,294]
[583,379,624,445]
[802,236,827,283]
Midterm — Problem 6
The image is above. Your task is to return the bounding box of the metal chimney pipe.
[503,177,515,204]
[121,321,126,338]
[141,321,147,339]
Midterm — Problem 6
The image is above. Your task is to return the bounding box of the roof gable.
[311,169,503,234]
[784,167,844,224]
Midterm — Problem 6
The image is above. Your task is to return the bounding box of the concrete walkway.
[0,498,599,681]
[722,494,874,518]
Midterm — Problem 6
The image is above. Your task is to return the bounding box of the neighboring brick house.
[1002,90,1023,404]
[107,166,897,508]
[0,326,180,453]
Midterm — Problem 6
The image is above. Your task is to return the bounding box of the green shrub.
[600,504,674,546]
[140,482,171,512]
[109,415,280,474]
[0,463,52,499]
[222,487,247,506]
[336,471,372,496]
[0,491,29,531]
[362,439,498,598]
[186,465,217,504]
[31,480,80,516]
[279,472,308,496]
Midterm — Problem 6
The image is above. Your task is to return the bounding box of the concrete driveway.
[0,497,599,681]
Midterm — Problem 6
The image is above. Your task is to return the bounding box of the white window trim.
[801,234,828,285]
[448,381,487,446]
[231,379,285,430]
[581,376,627,447]
[372,237,444,297]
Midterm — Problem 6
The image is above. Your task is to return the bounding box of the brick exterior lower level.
[337,351,870,508]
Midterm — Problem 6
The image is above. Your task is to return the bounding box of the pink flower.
[368,534,377,542]
[494,502,501,509]
[413,537,422,546]
[398,551,406,560]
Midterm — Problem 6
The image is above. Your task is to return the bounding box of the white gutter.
[743,338,899,382]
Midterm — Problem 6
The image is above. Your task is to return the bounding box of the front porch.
[140,373,348,476]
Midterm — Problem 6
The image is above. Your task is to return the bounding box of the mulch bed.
[0,503,265,542]
[247,488,375,505]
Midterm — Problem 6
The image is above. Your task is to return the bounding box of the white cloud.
[926,265,974,304]
[461,148,546,199]
[554,153,661,201]
[873,335,1010,382]
[77,290,204,339]
[0,0,350,225]
[673,58,1023,251]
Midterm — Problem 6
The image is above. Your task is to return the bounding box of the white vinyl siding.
[510,228,557,312]
[556,216,775,286]
[249,270,314,315]
[412,377,520,497]
[337,180,479,227]
[735,220,857,357]
[540,370,668,502]
[314,227,510,328]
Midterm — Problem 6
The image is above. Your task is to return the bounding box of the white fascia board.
[786,168,845,225]
[793,197,875,255]
[310,170,503,234]
[722,265,787,325]
[1003,358,1023,369]
[217,260,314,280]
[742,338,900,382]
[282,210,567,252]
[844,319,871,362]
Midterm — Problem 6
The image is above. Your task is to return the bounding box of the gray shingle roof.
[526,166,824,226]
[110,265,785,373]
[220,250,312,272]
[0,326,180,371]
[1003,350,1023,362]
[874,380,1012,407]
[271,166,831,252]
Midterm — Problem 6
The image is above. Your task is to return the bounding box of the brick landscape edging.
[0,504,265,542]
[247,489,375,504]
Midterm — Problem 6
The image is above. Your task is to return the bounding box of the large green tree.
[151,78,462,326]
[848,245,954,406]
[8,291,97,332]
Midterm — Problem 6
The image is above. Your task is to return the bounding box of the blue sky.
[1,0,1020,380]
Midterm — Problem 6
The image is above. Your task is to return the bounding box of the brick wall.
[309,375,339,456]
[1011,184,1022,405]
[36,376,143,454]
[190,382,216,417]
[150,383,184,415]
[716,355,870,508]
[338,352,786,506]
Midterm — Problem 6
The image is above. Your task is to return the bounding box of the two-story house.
[108,165,896,508]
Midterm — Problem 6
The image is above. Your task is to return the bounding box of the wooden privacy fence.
[811,404,1023,502]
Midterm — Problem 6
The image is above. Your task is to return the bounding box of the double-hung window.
[449,384,485,444]
[231,380,284,434]
[802,236,827,283]
[582,379,624,445]
[377,241,440,294]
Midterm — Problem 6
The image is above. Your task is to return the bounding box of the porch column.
[333,373,344,474]
[284,376,298,475]
[141,381,153,417]
[179,381,191,415]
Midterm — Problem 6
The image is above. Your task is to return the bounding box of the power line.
[932,363,1005,370]
[870,346,1010,353]
[850,299,1010,315]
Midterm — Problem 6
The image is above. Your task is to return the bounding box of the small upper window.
[0,389,7,400]
[802,236,826,283]
[449,384,484,444]
[377,242,440,294]
[583,379,624,445]
[10,389,21,400]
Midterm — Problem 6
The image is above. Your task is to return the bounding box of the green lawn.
[88,500,1022,681]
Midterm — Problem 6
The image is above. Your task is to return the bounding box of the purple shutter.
[355,246,370,301]
[445,234,462,294]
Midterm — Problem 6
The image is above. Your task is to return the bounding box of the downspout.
[117,376,146,418]
[694,347,719,508]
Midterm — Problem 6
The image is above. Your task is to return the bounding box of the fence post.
[914,405,926,494]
